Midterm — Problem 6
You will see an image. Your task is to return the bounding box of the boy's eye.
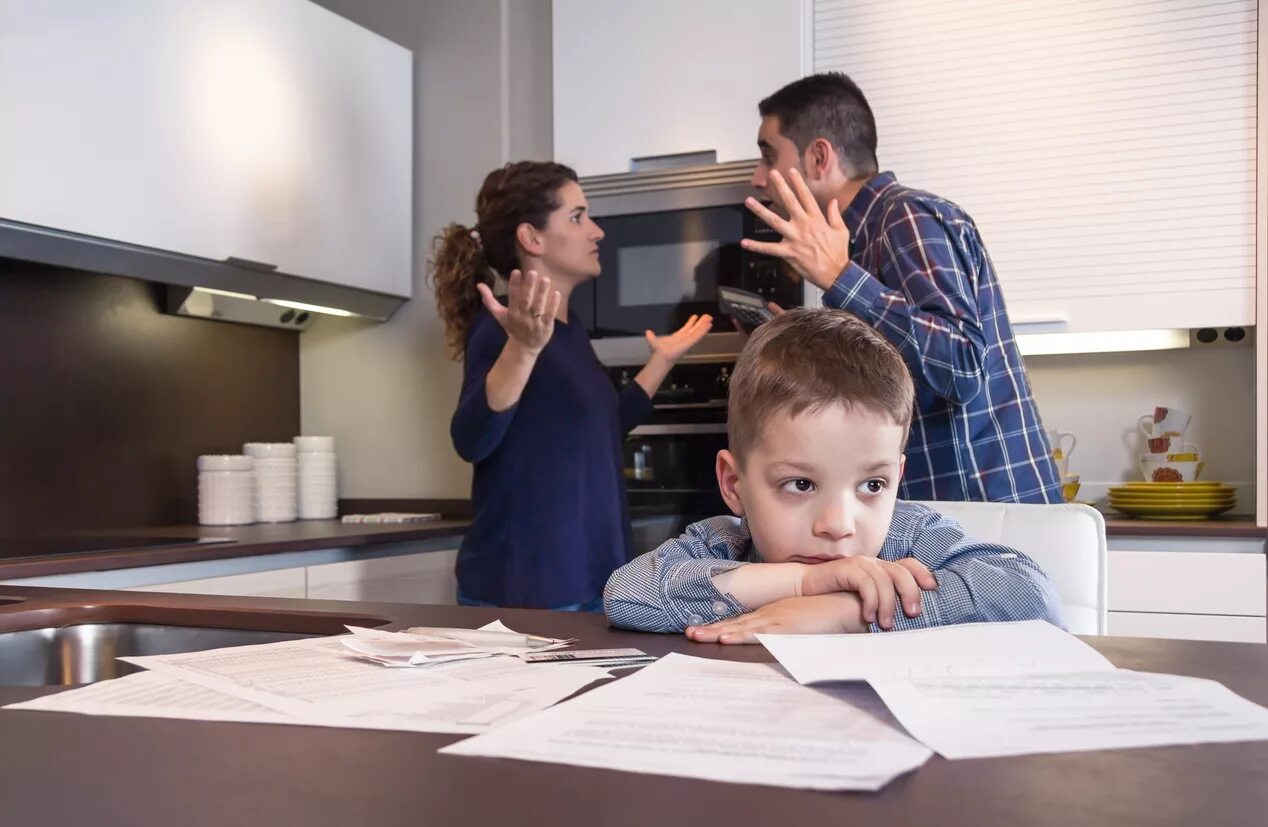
[781,478,815,494]
[859,478,887,495]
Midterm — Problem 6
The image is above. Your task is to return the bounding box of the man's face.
[717,403,906,566]
[750,115,805,205]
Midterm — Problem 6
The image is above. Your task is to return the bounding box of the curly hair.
[428,161,579,359]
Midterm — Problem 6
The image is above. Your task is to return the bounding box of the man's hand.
[740,168,851,292]
[686,593,867,644]
[800,557,938,630]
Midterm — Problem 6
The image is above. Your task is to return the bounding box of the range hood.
[0,218,406,327]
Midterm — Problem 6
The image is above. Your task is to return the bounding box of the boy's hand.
[686,593,867,644]
[799,557,937,630]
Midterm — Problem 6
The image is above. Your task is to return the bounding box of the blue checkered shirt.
[826,172,1061,503]
[604,501,1065,634]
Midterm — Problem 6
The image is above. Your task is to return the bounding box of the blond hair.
[727,308,914,463]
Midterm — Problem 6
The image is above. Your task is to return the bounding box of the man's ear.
[805,137,835,181]
[515,222,544,257]
[716,449,745,517]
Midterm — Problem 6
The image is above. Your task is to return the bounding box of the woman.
[430,161,712,610]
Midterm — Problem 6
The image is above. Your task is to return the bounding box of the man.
[741,72,1061,503]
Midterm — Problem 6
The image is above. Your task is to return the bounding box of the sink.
[0,603,388,686]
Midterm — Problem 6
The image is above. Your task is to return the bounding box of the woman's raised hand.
[645,313,715,364]
[476,269,562,356]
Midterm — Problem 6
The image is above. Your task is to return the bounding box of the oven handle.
[630,424,728,435]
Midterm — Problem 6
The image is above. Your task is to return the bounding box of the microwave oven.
[571,160,817,365]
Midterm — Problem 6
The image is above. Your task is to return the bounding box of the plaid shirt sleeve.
[824,202,988,404]
[603,516,752,632]
[874,502,1067,633]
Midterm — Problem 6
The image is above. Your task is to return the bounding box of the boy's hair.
[727,309,914,464]
[758,72,878,180]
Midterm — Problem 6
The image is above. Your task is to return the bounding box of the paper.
[441,653,932,791]
[340,623,574,667]
[758,619,1114,684]
[4,667,603,734]
[868,669,1268,759]
[117,635,608,733]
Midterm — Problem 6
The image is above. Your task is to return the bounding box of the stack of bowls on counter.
[295,435,338,519]
[197,455,255,526]
[243,442,298,523]
[1108,405,1236,520]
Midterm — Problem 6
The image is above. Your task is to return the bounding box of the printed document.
[441,653,932,791]
[757,619,1114,683]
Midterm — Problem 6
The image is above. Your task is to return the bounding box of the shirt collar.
[841,171,898,240]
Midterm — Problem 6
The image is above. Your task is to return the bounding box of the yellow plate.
[1120,482,1226,489]
[1110,499,1235,507]
[1112,503,1235,518]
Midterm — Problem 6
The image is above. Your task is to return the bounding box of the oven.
[572,160,814,364]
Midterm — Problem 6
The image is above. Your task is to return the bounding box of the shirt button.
[687,614,705,626]
[711,601,729,616]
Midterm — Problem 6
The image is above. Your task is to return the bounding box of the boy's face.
[716,403,906,564]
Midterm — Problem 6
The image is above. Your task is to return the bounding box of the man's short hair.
[758,72,878,179]
[727,309,914,464]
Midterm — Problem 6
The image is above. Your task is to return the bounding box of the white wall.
[1026,343,1258,510]
[300,0,552,498]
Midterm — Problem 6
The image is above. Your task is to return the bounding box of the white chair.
[912,501,1108,635]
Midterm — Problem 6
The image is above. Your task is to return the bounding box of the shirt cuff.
[822,261,887,320]
[661,558,750,629]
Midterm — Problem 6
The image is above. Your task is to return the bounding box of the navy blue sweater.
[450,308,653,608]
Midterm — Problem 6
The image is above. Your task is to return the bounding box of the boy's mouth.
[792,555,835,565]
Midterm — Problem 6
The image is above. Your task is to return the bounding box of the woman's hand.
[477,269,562,357]
[645,313,714,364]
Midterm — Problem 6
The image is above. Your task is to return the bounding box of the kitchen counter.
[1101,514,1264,538]
[0,518,473,580]
[0,585,1266,826]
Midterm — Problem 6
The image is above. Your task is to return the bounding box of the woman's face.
[532,180,605,282]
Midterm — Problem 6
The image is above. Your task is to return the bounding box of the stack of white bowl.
[243,442,298,523]
[197,455,255,526]
[295,435,338,519]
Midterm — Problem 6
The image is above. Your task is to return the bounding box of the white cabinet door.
[0,0,411,297]
[307,550,458,605]
[552,0,803,177]
[1108,612,1266,644]
[1107,551,1265,616]
[126,566,308,599]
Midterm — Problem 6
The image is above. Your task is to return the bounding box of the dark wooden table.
[1,590,1266,826]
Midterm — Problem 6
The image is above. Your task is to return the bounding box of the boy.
[604,309,1065,642]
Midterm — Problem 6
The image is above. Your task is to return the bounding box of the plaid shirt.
[603,502,1066,634]
[826,172,1061,503]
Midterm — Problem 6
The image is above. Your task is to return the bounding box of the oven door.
[589,204,747,338]
[623,424,728,516]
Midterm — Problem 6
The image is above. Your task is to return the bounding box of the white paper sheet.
[441,653,933,791]
[117,636,609,732]
[758,619,1114,684]
[4,667,604,734]
[868,669,1268,759]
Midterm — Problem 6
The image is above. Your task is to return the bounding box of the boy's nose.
[813,499,856,541]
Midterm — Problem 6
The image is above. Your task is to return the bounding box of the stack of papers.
[757,620,1268,760]
[4,621,605,735]
[339,622,575,668]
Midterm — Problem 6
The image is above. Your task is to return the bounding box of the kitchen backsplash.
[0,259,300,532]
[1025,343,1257,511]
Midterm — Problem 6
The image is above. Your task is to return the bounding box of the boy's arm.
[879,509,1067,633]
[604,517,804,633]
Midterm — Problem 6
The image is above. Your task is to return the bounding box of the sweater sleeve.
[450,312,518,463]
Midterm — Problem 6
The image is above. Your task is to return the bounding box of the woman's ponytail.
[428,223,494,359]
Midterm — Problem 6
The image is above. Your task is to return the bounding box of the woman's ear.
[515,222,544,257]
[716,449,745,517]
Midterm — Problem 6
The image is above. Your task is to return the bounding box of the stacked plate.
[1108,482,1236,520]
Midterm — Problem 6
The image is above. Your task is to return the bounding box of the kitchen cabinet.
[1107,543,1267,644]
[552,0,803,178]
[0,0,412,297]
[128,566,308,600]
[808,0,1258,333]
[307,549,458,605]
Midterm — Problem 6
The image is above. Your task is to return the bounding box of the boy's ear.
[716,449,745,517]
[897,454,906,481]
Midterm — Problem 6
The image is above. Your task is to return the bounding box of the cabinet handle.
[629,149,718,173]
[224,256,278,272]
